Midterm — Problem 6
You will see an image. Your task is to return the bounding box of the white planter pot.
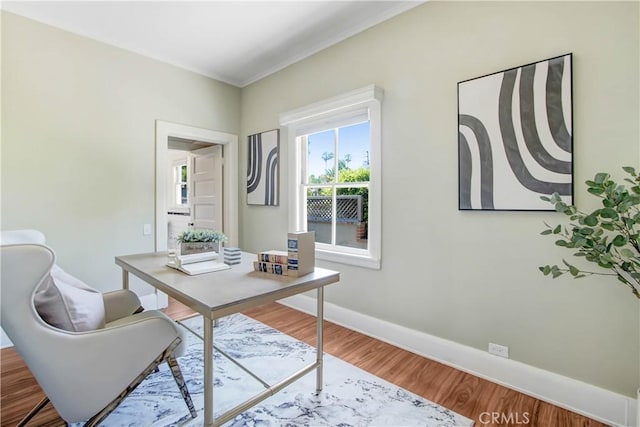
[179,241,220,255]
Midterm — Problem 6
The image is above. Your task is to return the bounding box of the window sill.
[316,248,380,270]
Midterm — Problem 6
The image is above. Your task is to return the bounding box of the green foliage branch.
[539,167,640,299]
[337,168,370,226]
[178,229,227,243]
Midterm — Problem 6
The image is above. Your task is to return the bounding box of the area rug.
[84,314,474,427]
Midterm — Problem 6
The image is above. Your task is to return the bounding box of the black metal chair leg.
[167,353,197,418]
[17,395,50,427]
[83,338,193,426]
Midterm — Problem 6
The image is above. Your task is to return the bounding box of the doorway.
[155,120,238,254]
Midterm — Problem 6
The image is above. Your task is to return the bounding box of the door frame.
[155,120,238,252]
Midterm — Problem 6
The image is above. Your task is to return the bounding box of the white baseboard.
[140,293,160,310]
[280,294,638,427]
[1,327,13,349]
[139,291,169,310]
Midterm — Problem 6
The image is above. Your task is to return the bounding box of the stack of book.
[223,247,242,265]
[253,231,315,277]
[254,250,289,275]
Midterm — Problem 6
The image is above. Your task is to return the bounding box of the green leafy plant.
[539,167,640,299]
[177,229,227,243]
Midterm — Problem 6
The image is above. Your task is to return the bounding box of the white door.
[189,145,223,232]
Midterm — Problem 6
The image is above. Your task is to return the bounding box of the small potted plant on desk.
[177,229,227,255]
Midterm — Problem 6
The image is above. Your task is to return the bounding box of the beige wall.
[240,2,640,395]
[1,12,241,291]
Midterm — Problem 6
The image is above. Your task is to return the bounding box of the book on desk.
[253,231,315,277]
[167,252,230,275]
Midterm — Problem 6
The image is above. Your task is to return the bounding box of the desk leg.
[316,286,324,393]
[122,269,129,290]
[204,317,214,426]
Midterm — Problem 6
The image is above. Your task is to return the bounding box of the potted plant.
[177,229,227,255]
[539,167,640,423]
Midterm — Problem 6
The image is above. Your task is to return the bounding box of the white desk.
[115,251,340,427]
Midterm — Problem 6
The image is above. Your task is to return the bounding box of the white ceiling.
[1,1,423,87]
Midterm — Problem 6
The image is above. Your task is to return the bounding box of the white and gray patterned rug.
[89,314,474,427]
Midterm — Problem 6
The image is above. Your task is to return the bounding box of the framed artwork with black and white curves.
[247,129,280,206]
[458,53,573,211]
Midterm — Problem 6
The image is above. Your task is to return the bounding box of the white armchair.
[0,233,197,426]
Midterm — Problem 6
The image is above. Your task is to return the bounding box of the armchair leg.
[82,337,195,426]
[17,396,50,427]
[167,354,197,418]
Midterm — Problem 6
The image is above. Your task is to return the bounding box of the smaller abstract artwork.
[247,129,279,206]
[458,53,573,211]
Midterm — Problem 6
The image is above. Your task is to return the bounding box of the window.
[280,85,382,269]
[173,160,188,207]
[303,123,370,249]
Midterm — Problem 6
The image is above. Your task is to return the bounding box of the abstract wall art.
[458,53,573,211]
[247,129,280,206]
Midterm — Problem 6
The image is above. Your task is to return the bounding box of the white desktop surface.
[116,251,339,320]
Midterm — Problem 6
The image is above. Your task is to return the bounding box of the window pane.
[336,187,368,249]
[306,187,332,244]
[307,130,335,184]
[180,184,188,205]
[338,122,370,183]
[180,164,188,183]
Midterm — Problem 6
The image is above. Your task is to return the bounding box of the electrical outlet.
[488,342,509,358]
[143,224,152,236]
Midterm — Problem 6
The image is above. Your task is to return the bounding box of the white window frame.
[280,85,383,269]
[172,159,189,209]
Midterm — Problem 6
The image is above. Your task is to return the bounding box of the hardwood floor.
[0,300,607,427]
[241,302,606,427]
